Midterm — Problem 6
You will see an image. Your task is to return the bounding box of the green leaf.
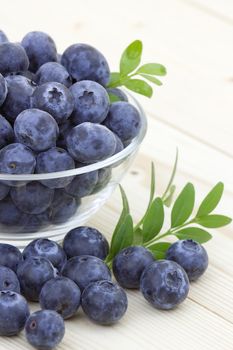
[123,79,153,97]
[108,93,121,103]
[108,72,121,87]
[120,40,143,76]
[148,242,171,259]
[109,214,134,259]
[163,184,176,207]
[162,149,178,200]
[139,74,163,86]
[195,215,232,228]
[137,63,167,76]
[149,162,156,205]
[196,182,224,217]
[171,183,195,228]
[133,227,143,245]
[175,227,212,243]
[142,198,164,242]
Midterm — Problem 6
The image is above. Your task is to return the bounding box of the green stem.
[107,72,138,88]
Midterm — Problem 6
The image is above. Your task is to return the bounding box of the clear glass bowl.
[0,94,147,248]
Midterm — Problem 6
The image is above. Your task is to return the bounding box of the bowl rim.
[0,93,147,181]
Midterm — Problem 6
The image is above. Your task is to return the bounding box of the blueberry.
[92,167,112,194]
[23,238,67,272]
[0,291,29,336]
[66,122,116,163]
[0,30,8,44]
[48,189,79,224]
[63,226,109,260]
[62,255,111,292]
[166,239,209,282]
[0,115,14,148]
[32,82,74,124]
[0,73,7,106]
[11,182,54,214]
[61,43,110,86]
[113,246,154,289]
[104,102,141,142]
[82,280,127,325]
[0,42,29,75]
[0,243,23,272]
[36,62,72,87]
[36,147,75,189]
[56,119,73,149]
[65,168,98,198]
[17,256,56,301]
[70,80,109,125]
[14,109,59,152]
[113,133,124,155]
[107,88,128,102]
[140,260,190,310]
[21,211,50,233]
[21,31,57,72]
[39,276,81,319]
[7,70,37,81]
[0,266,20,293]
[2,75,36,122]
[25,310,65,350]
[0,182,9,200]
[0,196,23,228]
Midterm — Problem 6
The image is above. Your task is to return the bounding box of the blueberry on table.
[0,42,29,75]
[23,238,67,272]
[21,31,57,72]
[107,88,128,102]
[104,101,141,142]
[0,266,20,293]
[65,169,98,198]
[0,243,23,272]
[14,108,59,152]
[113,246,154,289]
[63,226,109,260]
[25,310,65,350]
[66,122,116,163]
[166,239,209,282]
[0,73,7,106]
[48,188,78,224]
[32,82,74,124]
[0,115,14,149]
[36,147,75,189]
[92,167,112,194]
[140,260,190,310]
[36,62,72,87]
[39,276,81,319]
[61,43,110,86]
[62,255,111,292]
[82,280,128,325]
[17,256,56,301]
[0,30,8,43]
[70,80,110,125]
[0,291,29,336]
[0,182,9,200]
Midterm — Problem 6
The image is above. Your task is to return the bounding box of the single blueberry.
[104,102,141,142]
[25,310,65,350]
[0,266,20,293]
[62,255,111,292]
[92,167,112,194]
[21,31,57,72]
[48,189,79,224]
[113,246,154,289]
[65,168,98,198]
[14,109,59,152]
[39,276,81,319]
[0,243,23,272]
[17,256,56,301]
[66,122,116,163]
[166,239,209,282]
[63,226,109,260]
[140,260,190,310]
[36,147,75,189]
[0,30,8,43]
[82,280,128,325]
[0,115,14,149]
[23,238,67,272]
[70,80,109,125]
[0,42,29,75]
[0,196,23,229]
[0,291,29,336]
[107,88,128,102]
[6,70,37,81]
[0,73,7,106]
[0,182,9,200]
[36,62,72,87]
[61,43,110,86]
[56,119,73,149]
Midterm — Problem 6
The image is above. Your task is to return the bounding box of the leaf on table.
[109,214,134,259]
[162,149,178,200]
[196,182,224,217]
[142,197,164,242]
[148,242,171,259]
[171,183,195,228]
[120,40,143,76]
[163,184,176,207]
[174,227,212,243]
[195,214,232,228]
[133,227,143,245]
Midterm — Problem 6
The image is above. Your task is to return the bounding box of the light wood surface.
[1,0,233,349]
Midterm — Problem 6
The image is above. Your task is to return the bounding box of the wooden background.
[0,0,233,349]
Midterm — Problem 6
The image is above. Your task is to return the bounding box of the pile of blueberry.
[0,29,141,233]
[0,225,208,349]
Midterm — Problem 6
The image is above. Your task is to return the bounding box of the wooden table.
[1,0,233,349]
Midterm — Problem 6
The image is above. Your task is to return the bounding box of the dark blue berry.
[0,42,29,75]
[36,62,72,87]
[65,168,98,198]
[0,266,20,293]
[7,70,37,81]
[0,182,9,200]
[14,109,59,152]
[48,189,79,224]
[92,167,112,194]
[19,212,49,233]
[0,30,8,44]
[63,226,109,260]
[140,260,190,310]
[166,239,209,282]
[0,73,7,106]
[0,196,23,229]
[113,133,124,155]
[113,246,154,289]
[82,280,127,325]
[70,80,109,125]
[25,310,65,350]
[56,119,73,149]
[61,43,110,86]
[0,243,23,272]
[0,115,14,149]
[62,255,111,292]
[39,276,81,319]
[21,31,57,72]
[107,88,128,102]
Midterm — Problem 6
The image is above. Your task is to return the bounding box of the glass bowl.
[0,94,147,248]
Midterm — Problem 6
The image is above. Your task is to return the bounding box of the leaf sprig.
[105,151,232,266]
[107,40,166,98]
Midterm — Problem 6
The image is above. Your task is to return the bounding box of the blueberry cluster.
[0,30,141,233]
